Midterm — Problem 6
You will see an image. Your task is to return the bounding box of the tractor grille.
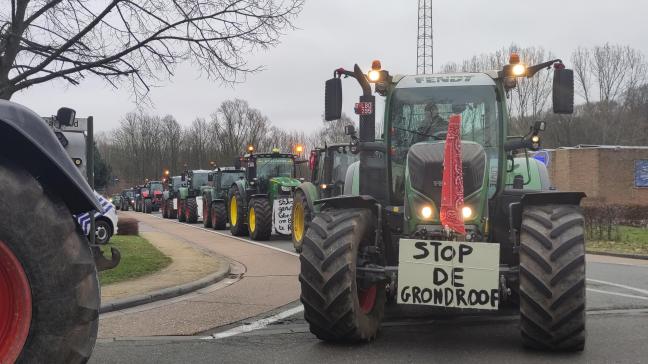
[407,142,487,206]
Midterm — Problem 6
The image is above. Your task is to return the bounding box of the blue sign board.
[635,160,648,188]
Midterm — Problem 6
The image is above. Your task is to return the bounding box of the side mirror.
[56,107,76,126]
[181,175,186,182]
[208,173,213,182]
[553,68,574,114]
[533,121,546,133]
[344,125,356,136]
[325,78,342,121]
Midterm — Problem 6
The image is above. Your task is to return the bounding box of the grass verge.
[99,235,172,285]
[587,226,648,256]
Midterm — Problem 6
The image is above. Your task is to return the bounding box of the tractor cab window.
[314,151,326,183]
[221,171,245,188]
[256,157,294,179]
[191,173,209,188]
[389,85,499,204]
[150,182,163,192]
[331,148,358,185]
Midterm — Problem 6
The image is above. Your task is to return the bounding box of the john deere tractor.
[299,57,586,351]
[178,169,210,223]
[162,175,183,219]
[229,149,301,240]
[292,143,359,252]
[202,167,246,229]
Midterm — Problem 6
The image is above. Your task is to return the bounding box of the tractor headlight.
[368,70,381,82]
[462,206,473,220]
[512,64,526,77]
[320,184,328,190]
[421,206,433,220]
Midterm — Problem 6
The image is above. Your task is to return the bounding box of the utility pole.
[416,0,433,75]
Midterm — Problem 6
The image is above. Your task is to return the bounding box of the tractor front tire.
[292,189,311,253]
[0,159,100,363]
[248,198,272,241]
[185,198,198,223]
[211,202,227,230]
[203,198,213,228]
[228,187,248,236]
[144,199,152,214]
[300,208,385,342]
[519,204,586,351]
[177,200,186,222]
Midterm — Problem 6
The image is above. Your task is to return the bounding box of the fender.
[179,187,189,200]
[232,180,248,207]
[296,182,319,213]
[202,189,213,206]
[521,191,586,207]
[316,195,380,212]
[0,100,99,213]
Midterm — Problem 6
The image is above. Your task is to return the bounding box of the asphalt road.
[92,211,648,363]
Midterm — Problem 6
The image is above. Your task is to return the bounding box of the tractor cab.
[309,144,359,198]
[243,150,298,195]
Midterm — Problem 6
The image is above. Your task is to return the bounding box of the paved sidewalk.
[98,212,300,338]
[101,229,224,301]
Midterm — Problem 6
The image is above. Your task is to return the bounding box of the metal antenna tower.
[416,0,433,74]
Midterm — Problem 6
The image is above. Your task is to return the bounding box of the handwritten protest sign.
[273,198,293,235]
[397,239,500,310]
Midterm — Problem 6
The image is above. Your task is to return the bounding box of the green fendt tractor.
[162,176,183,219]
[120,188,135,211]
[229,149,301,240]
[202,167,246,230]
[299,57,586,351]
[292,143,359,252]
[178,169,210,223]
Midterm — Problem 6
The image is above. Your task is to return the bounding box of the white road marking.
[205,305,305,340]
[146,213,299,257]
[587,278,648,296]
[586,288,648,301]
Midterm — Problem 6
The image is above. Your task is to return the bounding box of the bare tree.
[0,0,303,100]
[572,47,593,104]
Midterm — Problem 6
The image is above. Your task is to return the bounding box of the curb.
[587,251,648,261]
[99,262,231,314]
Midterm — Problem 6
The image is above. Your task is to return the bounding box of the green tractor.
[299,57,586,351]
[228,149,301,240]
[202,167,246,230]
[177,170,210,223]
[292,143,359,252]
[162,175,183,219]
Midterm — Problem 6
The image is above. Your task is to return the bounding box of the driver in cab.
[414,103,448,143]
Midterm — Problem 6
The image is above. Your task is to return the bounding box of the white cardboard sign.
[273,198,293,235]
[397,239,500,310]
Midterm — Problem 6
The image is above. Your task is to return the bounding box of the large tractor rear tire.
[300,208,385,342]
[185,197,198,223]
[519,204,586,351]
[291,189,311,253]
[211,202,227,230]
[177,199,186,222]
[203,198,213,228]
[248,198,272,241]
[0,160,99,363]
[228,187,248,236]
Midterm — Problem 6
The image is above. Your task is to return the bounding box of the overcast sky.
[13,0,648,134]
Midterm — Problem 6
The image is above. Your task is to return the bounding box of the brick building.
[545,146,648,206]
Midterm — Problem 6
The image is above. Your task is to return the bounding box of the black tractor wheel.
[211,202,227,230]
[92,219,113,245]
[162,200,169,218]
[203,198,213,228]
[185,197,198,223]
[228,187,248,236]
[248,198,272,241]
[291,189,311,253]
[177,199,186,222]
[519,204,586,351]
[169,199,178,219]
[0,159,99,363]
[300,208,385,342]
[144,199,152,214]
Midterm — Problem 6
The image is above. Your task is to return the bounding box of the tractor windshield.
[221,171,245,188]
[331,149,358,185]
[389,85,499,204]
[150,182,163,192]
[191,173,209,188]
[256,157,294,179]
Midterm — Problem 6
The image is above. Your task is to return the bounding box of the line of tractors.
[120,142,359,251]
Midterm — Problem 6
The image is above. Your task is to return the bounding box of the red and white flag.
[439,114,466,235]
